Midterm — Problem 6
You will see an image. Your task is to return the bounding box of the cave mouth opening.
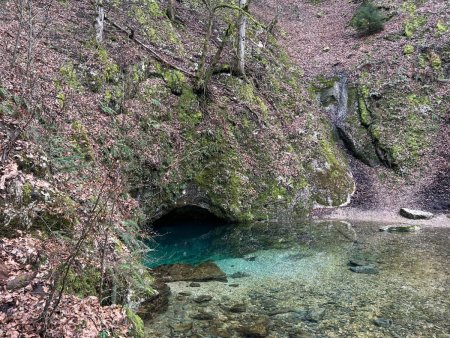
[147,206,231,267]
[152,205,229,237]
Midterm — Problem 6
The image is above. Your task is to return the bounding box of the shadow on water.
[146,206,233,267]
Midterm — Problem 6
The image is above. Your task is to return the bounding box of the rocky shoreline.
[314,208,450,228]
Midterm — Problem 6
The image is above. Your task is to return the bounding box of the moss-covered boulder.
[0,174,78,237]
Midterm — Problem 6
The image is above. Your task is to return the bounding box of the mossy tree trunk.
[195,6,215,94]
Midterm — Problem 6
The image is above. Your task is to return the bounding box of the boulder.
[400,208,433,220]
[6,272,36,291]
[379,224,421,232]
[136,278,171,320]
[153,262,227,282]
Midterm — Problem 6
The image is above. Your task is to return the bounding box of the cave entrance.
[148,206,231,267]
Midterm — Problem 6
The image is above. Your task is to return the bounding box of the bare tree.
[236,0,247,76]
[95,0,105,43]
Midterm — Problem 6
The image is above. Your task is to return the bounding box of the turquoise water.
[145,219,450,337]
[146,221,234,267]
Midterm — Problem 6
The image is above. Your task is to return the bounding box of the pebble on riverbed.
[373,318,393,328]
[194,295,213,303]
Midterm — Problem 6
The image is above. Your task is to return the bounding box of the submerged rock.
[349,265,378,274]
[244,254,257,261]
[230,271,250,278]
[190,309,215,320]
[379,224,421,232]
[172,321,193,333]
[153,262,227,282]
[373,318,392,328]
[305,307,325,322]
[194,295,213,303]
[228,303,247,313]
[235,315,269,337]
[400,208,433,220]
[348,258,373,267]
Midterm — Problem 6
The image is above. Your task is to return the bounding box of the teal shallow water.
[145,220,450,337]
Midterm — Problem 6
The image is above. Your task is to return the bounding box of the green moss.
[126,307,145,338]
[309,76,339,93]
[358,97,371,126]
[71,121,93,161]
[59,266,101,298]
[404,16,427,38]
[312,134,354,207]
[428,52,441,69]
[403,44,414,55]
[357,87,371,127]
[177,86,202,127]
[22,183,33,204]
[162,70,186,95]
[60,62,81,91]
[418,54,427,68]
[435,20,447,35]
[240,82,269,117]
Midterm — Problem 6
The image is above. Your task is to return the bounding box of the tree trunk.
[237,0,247,76]
[195,10,214,94]
[95,0,104,44]
[167,0,175,22]
[203,24,232,89]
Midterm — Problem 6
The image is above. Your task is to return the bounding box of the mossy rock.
[0,181,78,237]
[57,265,101,298]
[126,307,145,338]
[310,133,355,207]
[71,121,93,161]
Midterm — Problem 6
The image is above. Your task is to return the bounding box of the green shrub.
[350,1,384,36]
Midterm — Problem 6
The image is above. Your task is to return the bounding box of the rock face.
[137,278,171,320]
[153,262,227,282]
[400,208,434,220]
